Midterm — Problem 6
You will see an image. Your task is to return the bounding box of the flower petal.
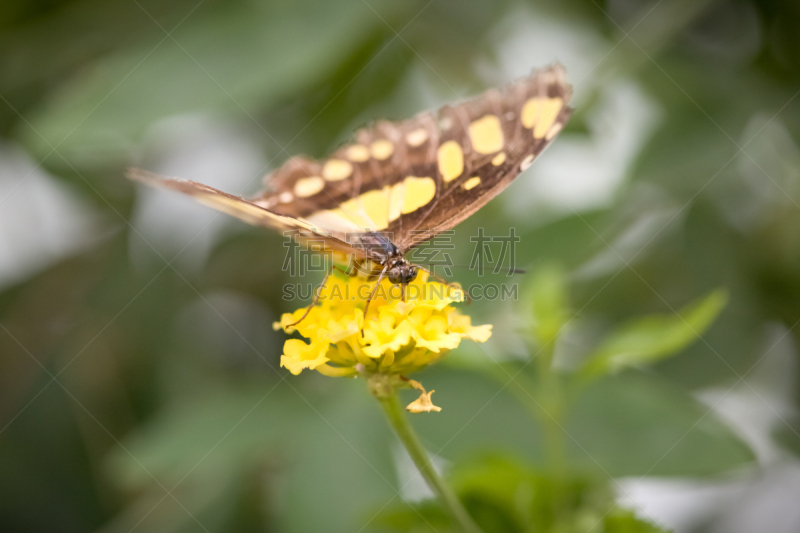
[280,338,330,375]
[275,271,491,376]
[405,380,442,413]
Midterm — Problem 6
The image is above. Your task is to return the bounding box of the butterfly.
[127,64,572,326]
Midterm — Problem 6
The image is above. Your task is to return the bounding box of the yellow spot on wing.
[307,209,364,232]
[371,140,394,160]
[437,141,464,182]
[401,176,436,214]
[545,122,564,140]
[335,200,373,229]
[294,176,325,197]
[359,186,390,230]
[521,97,563,139]
[307,187,392,231]
[406,128,429,147]
[520,154,534,171]
[463,176,481,190]
[388,180,405,222]
[468,115,504,154]
[322,159,353,181]
[346,145,370,162]
[491,152,506,166]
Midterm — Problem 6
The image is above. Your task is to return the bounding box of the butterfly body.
[326,231,417,284]
[346,231,419,283]
[127,65,572,318]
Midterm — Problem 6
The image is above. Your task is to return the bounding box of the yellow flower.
[405,379,442,413]
[274,271,492,408]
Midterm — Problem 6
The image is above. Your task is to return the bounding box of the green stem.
[542,384,567,478]
[376,390,482,533]
[535,343,567,478]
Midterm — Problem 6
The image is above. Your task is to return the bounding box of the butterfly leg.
[361,262,391,337]
[286,257,360,328]
[332,264,356,276]
[286,266,334,328]
[416,266,472,304]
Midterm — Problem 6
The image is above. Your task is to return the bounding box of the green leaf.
[20,0,415,170]
[565,372,755,477]
[372,454,671,533]
[404,367,547,467]
[773,418,800,459]
[276,381,398,533]
[409,366,753,478]
[104,378,397,533]
[105,382,309,491]
[527,263,570,348]
[102,381,310,533]
[604,509,670,533]
[582,289,728,377]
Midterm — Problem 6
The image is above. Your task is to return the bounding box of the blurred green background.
[2,0,800,531]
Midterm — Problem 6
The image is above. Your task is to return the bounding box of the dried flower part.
[405,379,442,413]
[274,272,491,376]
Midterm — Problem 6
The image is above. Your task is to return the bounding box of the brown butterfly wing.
[390,65,572,251]
[252,118,436,235]
[125,168,369,258]
[252,64,571,250]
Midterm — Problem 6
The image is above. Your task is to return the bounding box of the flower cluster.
[274,271,492,383]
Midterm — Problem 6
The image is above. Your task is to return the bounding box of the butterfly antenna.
[423,264,526,275]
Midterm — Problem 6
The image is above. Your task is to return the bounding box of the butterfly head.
[387,259,418,285]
